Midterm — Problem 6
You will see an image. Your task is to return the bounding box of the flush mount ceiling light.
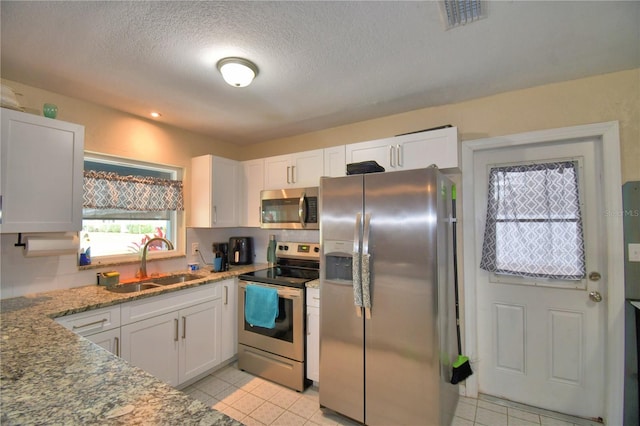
[439,0,485,29]
[217,57,259,88]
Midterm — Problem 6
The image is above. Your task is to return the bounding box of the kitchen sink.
[106,283,161,293]
[143,273,202,286]
[105,273,203,293]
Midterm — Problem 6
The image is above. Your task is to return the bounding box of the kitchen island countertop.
[0,265,265,425]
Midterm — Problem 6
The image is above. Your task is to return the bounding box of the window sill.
[77,253,186,271]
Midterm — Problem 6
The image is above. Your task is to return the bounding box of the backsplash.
[0,228,319,299]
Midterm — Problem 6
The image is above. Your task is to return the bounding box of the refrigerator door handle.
[362,213,372,319]
[353,213,363,318]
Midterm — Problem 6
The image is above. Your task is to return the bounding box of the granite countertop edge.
[0,264,267,425]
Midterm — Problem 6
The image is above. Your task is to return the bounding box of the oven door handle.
[239,281,301,299]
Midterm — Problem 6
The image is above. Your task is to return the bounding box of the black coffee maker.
[211,242,229,271]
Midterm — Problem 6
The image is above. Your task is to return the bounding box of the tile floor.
[183,364,601,426]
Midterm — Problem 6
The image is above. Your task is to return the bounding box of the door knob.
[589,291,603,303]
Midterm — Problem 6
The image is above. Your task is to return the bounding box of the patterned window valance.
[83,170,184,211]
[479,161,586,280]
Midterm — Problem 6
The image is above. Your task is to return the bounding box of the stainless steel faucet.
[138,237,174,278]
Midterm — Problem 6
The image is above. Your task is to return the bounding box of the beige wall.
[4,69,639,184]
[242,69,639,184]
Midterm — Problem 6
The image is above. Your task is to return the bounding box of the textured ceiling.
[1,1,638,145]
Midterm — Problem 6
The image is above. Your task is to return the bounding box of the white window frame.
[83,152,185,266]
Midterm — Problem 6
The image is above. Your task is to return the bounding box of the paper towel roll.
[24,235,80,257]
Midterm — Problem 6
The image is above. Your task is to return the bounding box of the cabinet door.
[397,127,459,171]
[179,300,221,384]
[0,109,84,233]
[263,154,291,189]
[86,328,121,356]
[306,305,320,383]
[220,279,237,362]
[324,146,346,177]
[212,156,240,227]
[241,159,264,227]
[291,149,324,187]
[191,155,240,228]
[121,312,180,386]
[345,138,392,170]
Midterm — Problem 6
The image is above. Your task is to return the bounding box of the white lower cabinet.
[121,311,181,385]
[220,279,238,362]
[120,283,223,387]
[55,305,121,356]
[88,328,122,355]
[57,281,236,388]
[306,287,320,383]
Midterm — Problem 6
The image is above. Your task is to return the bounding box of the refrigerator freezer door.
[319,174,365,423]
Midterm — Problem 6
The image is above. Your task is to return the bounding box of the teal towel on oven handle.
[245,284,279,329]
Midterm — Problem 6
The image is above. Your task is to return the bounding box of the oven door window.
[243,295,294,343]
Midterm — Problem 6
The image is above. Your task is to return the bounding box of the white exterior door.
[471,136,609,419]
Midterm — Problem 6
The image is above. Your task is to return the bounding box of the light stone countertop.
[0,264,266,425]
[306,279,320,289]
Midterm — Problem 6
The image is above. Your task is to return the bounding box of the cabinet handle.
[174,318,179,342]
[72,318,107,330]
[307,313,311,335]
[396,144,403,167]
[286,166,291,184]
[213,206,217,224]
[224,285,229,305]
[389,145,395,167]
[182,316,187,339]
[114,337,120,357]
[292,165,296,183]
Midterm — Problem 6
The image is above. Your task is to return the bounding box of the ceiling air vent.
[439,0,486,29]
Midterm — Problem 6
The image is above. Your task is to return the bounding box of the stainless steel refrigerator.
[319,167,459,426]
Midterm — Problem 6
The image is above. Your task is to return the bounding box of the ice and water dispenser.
[323,240,354,283]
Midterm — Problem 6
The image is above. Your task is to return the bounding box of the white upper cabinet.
[345,126,459,173]
[323,146,346,177]
[240,159,264,227]
[191,155,240,228]
[264,149,324,189]
[0,108,84,233]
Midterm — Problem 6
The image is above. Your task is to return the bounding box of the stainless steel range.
[237,241,320,391]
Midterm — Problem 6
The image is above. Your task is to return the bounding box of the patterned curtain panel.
[479,161,586,280]
[83,171,184,211]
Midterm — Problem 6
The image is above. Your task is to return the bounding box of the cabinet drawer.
[306,287,320,308]
[55,305,120,336]
[121,283,220,325]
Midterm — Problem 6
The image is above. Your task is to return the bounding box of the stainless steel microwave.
[260,187,319,230]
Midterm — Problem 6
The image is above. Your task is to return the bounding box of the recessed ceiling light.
[150,112,161,118]
[217,57,259,88]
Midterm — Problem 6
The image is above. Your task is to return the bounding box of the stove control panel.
[276,241,320,260]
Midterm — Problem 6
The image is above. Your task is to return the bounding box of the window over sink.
[82,154,184,265]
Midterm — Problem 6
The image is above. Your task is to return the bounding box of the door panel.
[475,138,605,419]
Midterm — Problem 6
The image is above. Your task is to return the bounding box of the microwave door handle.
[298,192,307,228]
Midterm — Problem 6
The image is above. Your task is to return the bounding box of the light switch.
[629,243,640,262]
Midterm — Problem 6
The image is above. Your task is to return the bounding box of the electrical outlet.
[191,242,199,255]
[629,243,640,262]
